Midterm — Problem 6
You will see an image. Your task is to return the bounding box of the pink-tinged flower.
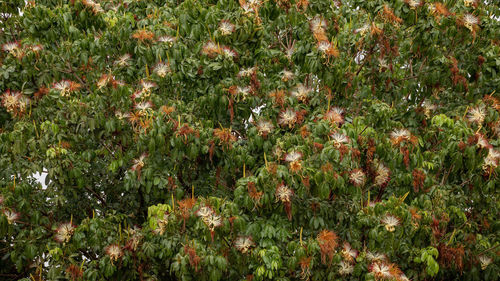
[131,153,148,171]
[55,222,76,243]
[30,44,43,52]
[153,62,171,78]
[222,46,238,60]
[338,260,354,275]
[2,209,20,224]
[281,69,294,82]
[330,133,349,148]
[463,14,479,32]
[381,214,400,232]
[366,251,388,263]
[374,163,391,187]
[479,255,492,270]
[278,108,297,128]
[369,262,393,280]
[256,119,274,137]
[476,134,492,149]
[341,242,358,262]
[219,20,235,35]
[275,184,293,203]
[201,41,220,57]
[52,80,71,96]
[157,36,176,46]
[114,54,131,67]
[325,107,345,125]
[105,244,123,262]
[291,84,311,103]
[234,236,254,253]
[284,151,302,163]
[237,66,257,78]
[140,80,157,93]
[349,169,366,187]
[467,106,485,125]
[2,42,19,53]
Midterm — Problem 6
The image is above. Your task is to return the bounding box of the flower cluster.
[0,90,30,117]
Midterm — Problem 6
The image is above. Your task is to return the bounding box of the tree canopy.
[0,0,499,280]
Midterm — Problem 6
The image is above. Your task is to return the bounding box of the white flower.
[234,236,254,253]
[467,106,485,125]
[330,133,349,148]
[355,24,370,35]
[256,120,274,137]
[275,185,293,203]
[281,70,294,82]
[366,251,387,262]
[204,214,222,231]
[158,36,176,46]
[55,222,75,243]
[284,151,302,162]
[463,14,479,31]
[350,169,366,187]
[374,163,390,186]
[407,0,421,9]
[105,244,123,262]
[2,42,19,53]
[338,261,354,275]
[341,242,358,261]
[369,262,393,279]
[2,209,20,224]
[310,16,327,34]
[479,255,492,270]
[291,84,310,103]
[381,214,400,232]
[153,62,171,78]
[196,205,214,219]
[218,20,235,36]
[115,54,131,67]
[278,108,297,128]
[325,107,344,125]
[238,67,257,77]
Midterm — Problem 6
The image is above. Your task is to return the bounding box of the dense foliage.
[1,0,499,280]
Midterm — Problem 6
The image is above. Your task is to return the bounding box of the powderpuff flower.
[201,41,220,57]
[204,214,222,231]
[256,119,274,137]
[330,133,349,148]
[2,209,20,224]
[222,46,238,60]
[2,41,20,53]
[476,134,491,149]
[234,236,254,253]
[153,62,171,78]
[317,41,339,57]
[338,261,354,275]
[354,24,370,36]
[467,106,485,125]
[310,16,327,35]
[114,54,131,67]
[219,20,235,36]
[30,44,43,52]
[464,0,478,7]
[284,151,302,163]
[236,86,252,100]
[140,80,157,93]
[196,205,214,219]
[369,262,393,280]
[52,80,71,96]
[291,84,311,103]
[341,242,358,262]
[115,111,130,120]
[134,101,154,114]
[238,66,257,78]
[325,107,345,125]
[390,129,411,145]
[483,149,500,169]
[366,251,388,263]
[463,14,479,32]
[406,0,422,9]
[275,184,293,203]
[374,163,391,187]
[278,108,297,128]
[479,255,492,270]
[381,214,400,232]
[349,169,366,187]
[55,222,76,243]
[157,36,176,46]
[281,69,294,82]
[105,244,123,262]
[131,153,148,172]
